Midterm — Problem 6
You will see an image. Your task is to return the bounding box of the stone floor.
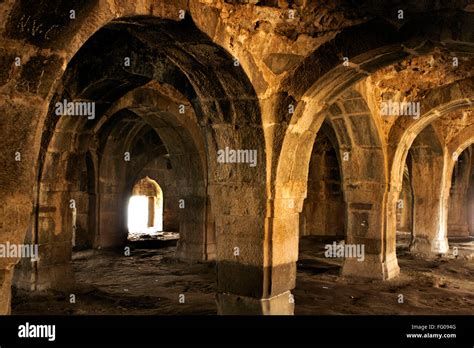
[11,235,474,315]
[294,235,474,315]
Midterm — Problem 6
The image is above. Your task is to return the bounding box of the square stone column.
[342,184,400,280]
[409,153,449,256]
[214,186,295,315]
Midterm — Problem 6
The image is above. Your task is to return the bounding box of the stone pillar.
[396,177,413,233]
[29,190,75,291]
[448,187,470,237]
[342,183,400,280]
[0,194,38,313]
[409,152,449,256]
[469,182,474,236]
[215,184,295,315]
[204,197,216,260]
[447,154,471,238]
[172,151,212,262]
[99,192,127,248]
[217,291,293,315]
[175,193,210,261]
[300,150,325,237]
[301,143,344,237]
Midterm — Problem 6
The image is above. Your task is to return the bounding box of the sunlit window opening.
[127,195,150,233]
[127,177,163,235]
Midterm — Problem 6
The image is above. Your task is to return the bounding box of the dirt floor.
[12,235,217,315]
[294,235,474,315]
[11,234,474,315]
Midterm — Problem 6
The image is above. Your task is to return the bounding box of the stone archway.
[266,14,474,302]
[386,80,474,262]
[14,14,266,314]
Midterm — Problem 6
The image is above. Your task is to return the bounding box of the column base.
[216,291,294,315]
[12,258,36,291]
[342,253,400,280]
[176,241,215,262]
[34,263,75,292]
[97,235,127,249]
[447,224,470,238]
[410,236,449,257]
